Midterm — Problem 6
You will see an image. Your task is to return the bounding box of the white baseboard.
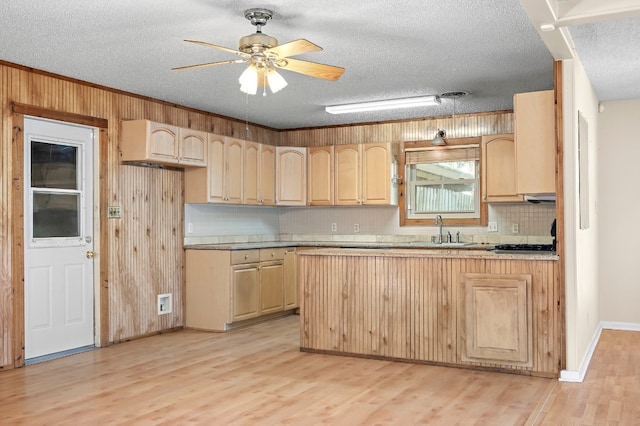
[559,321,640,382]
[600,321,640,332]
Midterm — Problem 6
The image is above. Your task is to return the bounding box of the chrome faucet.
[435,214,443,244]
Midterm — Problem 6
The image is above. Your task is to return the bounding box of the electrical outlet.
[354,223,360,233]
[512,223,519,234]
[331,223,337,232]
[187,223,194,233]
[107,206,121,219]
[488,221,498,232]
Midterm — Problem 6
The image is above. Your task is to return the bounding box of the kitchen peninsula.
[298,248,560,377]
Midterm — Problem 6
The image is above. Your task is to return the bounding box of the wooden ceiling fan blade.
[172,59,245,71]
[275,57,345,81]
[183,39,249,58]
[266,39,322,58]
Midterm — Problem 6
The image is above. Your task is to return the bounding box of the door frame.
[11,103,109,367]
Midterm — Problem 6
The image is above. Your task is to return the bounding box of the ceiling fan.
[173,8,345,96]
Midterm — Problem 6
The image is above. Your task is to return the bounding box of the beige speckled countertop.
[297,247,558,261]
[184,241,558,260]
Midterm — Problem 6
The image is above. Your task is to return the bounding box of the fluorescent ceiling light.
[325,95,441,114]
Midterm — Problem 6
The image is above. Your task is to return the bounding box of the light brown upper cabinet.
[245,142,276,206]
[120,119,207,167]
[514,90,556,195]
[276,147,307,206]
[185,135,243,204]
[259,144,276,206]
[335,142,397,205]
[307,145,334,206]
[481,134,524,202]
[243,141,260,205]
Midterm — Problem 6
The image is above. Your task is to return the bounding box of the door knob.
[86,250,96,259]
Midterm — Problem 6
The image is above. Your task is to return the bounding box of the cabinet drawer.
[231,249,260,265]
[260,248,286,262]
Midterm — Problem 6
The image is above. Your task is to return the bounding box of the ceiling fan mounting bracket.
[244,8,273,29]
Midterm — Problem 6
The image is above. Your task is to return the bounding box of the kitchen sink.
[405,242,474,248]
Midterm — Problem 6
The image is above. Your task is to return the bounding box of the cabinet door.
[283,249,298,309]
[243,141,260,205]
[335,144,361,205]
[260,262,284,314]
[148,122,180,163]
[514,90,556,194]
[460,273,532,366]
[307,146,334,205]
[481,134,524,202]
[259,144,276,206]
[179,129,207,167]
[361,143,392,205]
[276,147,307,206]
[225,137,244,204]
[207,136,226,203]
[232,264,260,321]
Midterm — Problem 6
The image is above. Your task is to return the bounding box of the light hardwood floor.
[0,316,638,425]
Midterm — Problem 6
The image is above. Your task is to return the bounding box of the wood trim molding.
[11,113,25,368]
[553,60,566,370]
[98,127,109,348]
[399,137,488,227]
[11,102,108,129]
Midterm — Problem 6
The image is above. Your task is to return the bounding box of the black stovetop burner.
[492,243,555,253]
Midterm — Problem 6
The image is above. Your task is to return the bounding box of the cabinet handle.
[244,254,249,260]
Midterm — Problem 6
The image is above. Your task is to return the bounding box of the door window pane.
[32,192,80,238]
[31,142,78,189]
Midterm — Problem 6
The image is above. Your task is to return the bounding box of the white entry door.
[24,117,95,359]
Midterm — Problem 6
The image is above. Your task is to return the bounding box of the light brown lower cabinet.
[186,248,292,331]
[299,251,560,377]
[460,273,532,366]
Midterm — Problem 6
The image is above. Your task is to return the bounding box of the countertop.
[296,247,559,261]
[184,241,558,260]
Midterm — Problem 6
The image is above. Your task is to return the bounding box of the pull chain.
[245,93,250,140]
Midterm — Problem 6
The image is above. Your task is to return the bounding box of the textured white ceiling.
[0,1,637,129]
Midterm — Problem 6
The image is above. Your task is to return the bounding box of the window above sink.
[401,141,487,227]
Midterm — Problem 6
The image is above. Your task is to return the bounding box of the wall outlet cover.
[354,223,360,233]
[157,293,172,315]
[331,223,337,232]
[107,206,121,219]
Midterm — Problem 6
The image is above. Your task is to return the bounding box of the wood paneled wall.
[0,60,515,369]
[281,112,514,147]
[111,166,184,343]
[0,62,280,368]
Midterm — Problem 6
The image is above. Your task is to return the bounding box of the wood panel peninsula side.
[298,248,561,377]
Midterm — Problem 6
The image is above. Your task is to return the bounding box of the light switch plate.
[488,221,498,232]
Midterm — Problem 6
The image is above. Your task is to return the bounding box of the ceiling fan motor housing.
[239,33,278,54]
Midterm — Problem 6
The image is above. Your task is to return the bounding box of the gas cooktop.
[491,244,555,253]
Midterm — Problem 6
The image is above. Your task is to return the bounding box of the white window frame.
[26,136,87,248]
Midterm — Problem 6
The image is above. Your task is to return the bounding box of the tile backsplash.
[184,202,556,245]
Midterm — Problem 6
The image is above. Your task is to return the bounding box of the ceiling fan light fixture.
[267,68,287,93]
[325,95,441,114]
[239,64,259,95]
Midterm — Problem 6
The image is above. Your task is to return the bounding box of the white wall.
[598,99,640,323]
[562,58,600,374]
